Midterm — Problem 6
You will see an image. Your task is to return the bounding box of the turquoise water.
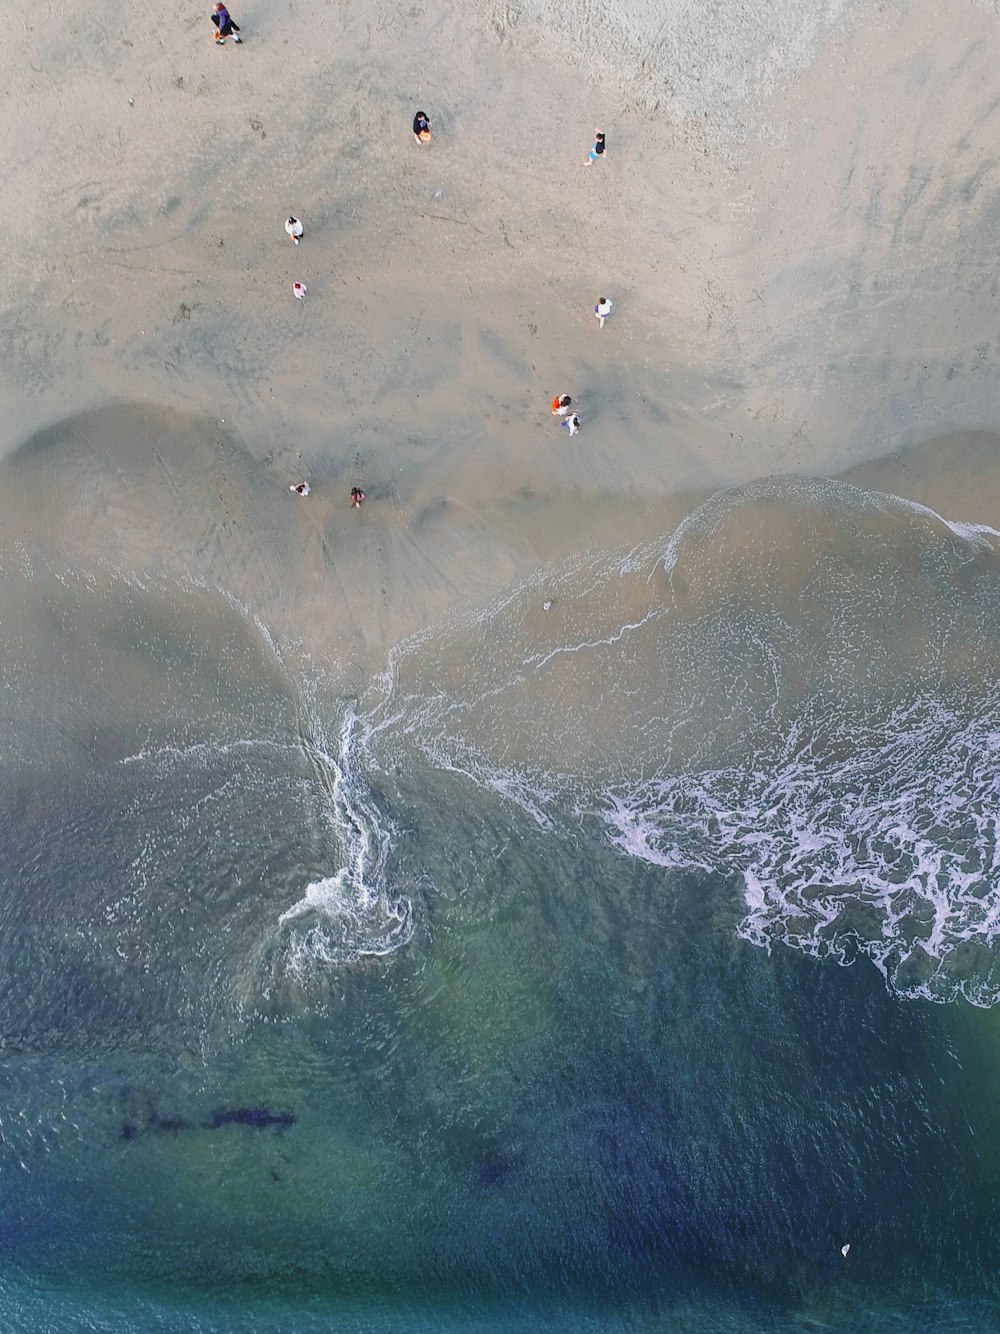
[5,477,1000,1329]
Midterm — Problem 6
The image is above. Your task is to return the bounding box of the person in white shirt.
[594,297,613,329]
[561,413,580,436]
[293,282,307,299]
[285,216,304,246]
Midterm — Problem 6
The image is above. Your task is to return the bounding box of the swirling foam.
[278,709,413,975]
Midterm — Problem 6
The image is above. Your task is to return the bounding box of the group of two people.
[290,482,366,508]
[550,298,614,436]
[551,396,580,435]
[411,112,602,163]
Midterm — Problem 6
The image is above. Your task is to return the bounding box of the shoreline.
[5,397,1000,708]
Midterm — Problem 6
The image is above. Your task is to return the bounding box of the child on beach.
[586,130,606,165]
[285,217,304,246]
[351,487,366,508]
[211,2,241,43]
[561,414,580,436]
[413,111,432,143]
[594,297,613,329]
[293,282,307,299]
[551,394,572,416]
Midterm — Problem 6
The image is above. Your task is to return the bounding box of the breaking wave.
[364,475,1000,1006]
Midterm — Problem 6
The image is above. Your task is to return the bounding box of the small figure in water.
[293,281,307,299]
[586,129,606,165]
[290,482,311,496]
[594,296,613,329]
[211,2,242,43]
[285,216,304,246]
[551,394,572,416]
[561,413,580,436]
[413,111,432,143]
[351,486,366,508]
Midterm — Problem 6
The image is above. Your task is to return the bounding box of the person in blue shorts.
[586,129,606,165]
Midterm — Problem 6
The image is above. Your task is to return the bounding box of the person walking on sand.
[293,281,307,299]
[351,486,366,509]
[594,297,613,329]
[586,129,606,165]
[290,482,311,496]
[285,216,304,246]
[413,111,432,143]
[551,394,572,416]
[211,2,242,43]
[561,413,580,436]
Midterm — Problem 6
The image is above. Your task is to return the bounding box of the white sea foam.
[119,737,295,771]
[278,706,413,974]
[279,868,413,973]
[603,696,1000,1005]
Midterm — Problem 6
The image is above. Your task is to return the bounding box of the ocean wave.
[366,475,1000,1005]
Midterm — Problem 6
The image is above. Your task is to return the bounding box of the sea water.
[3,477,1000,1329]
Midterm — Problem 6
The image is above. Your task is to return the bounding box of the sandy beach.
[4,0,1000,690]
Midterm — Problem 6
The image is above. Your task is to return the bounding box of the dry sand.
[4,0,1000,681]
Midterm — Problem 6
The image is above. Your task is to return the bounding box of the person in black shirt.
[586,129,606,165]
[413,111,432,143]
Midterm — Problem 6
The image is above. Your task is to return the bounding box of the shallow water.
[5,475,1000,1328]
